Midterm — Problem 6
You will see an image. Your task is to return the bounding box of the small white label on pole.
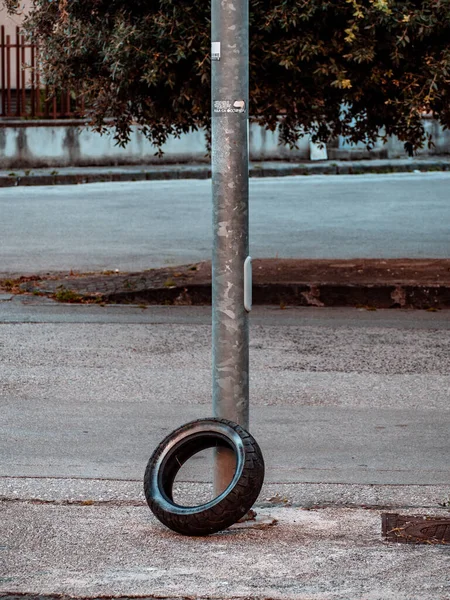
[213,100,246,114]
[211,42,221,61]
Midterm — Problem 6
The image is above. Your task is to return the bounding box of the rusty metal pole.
[211,0,251,494]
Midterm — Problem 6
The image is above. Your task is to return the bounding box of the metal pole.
[211,0,250,494]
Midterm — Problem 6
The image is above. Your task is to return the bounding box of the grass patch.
[0,278,24,293]
[54,287,82,303]
[0,275,42,294]
[1,279,15,290]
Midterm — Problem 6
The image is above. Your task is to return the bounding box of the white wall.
[0,118,448,169]
[0,121,311,168]
[334,118,450,159]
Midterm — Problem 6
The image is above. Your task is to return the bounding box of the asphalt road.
[1,172,449,274]
[1,298,449,487]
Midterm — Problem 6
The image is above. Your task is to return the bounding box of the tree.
[4,0,450,153]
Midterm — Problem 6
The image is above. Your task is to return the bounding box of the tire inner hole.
[171,444,237,507]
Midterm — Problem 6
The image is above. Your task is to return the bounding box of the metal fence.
[0,25,85,119]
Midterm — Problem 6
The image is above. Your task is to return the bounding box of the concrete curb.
[1,158,450,186]
[16,279,450,310]
[100,282,450,309]
[10,260,450,309]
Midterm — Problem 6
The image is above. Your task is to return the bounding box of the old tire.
[143,418,265,536]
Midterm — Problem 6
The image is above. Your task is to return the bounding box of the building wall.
[0,3,29,37]
[1,1,32,89]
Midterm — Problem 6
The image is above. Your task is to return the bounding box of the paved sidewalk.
[1,156,450,186]
[1,478,450,599]
[7,258,450,308]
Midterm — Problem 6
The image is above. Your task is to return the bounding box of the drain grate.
[382,512,450,544]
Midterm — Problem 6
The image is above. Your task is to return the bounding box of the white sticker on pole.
[213,100,246,114]
[211,42,221,61]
